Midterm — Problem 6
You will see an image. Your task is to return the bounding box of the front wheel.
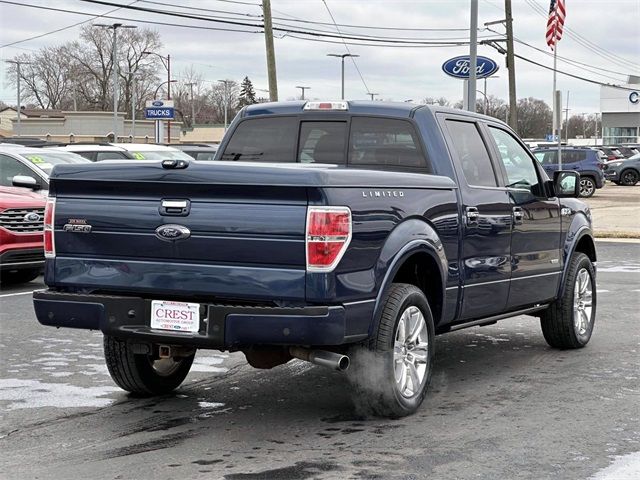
[540,252,596,349]
[104,336,195,396]
[579,177,596,197]
[348,283,435,418]
[620,169,639,186]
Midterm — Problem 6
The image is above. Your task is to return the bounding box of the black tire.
[612,181,621,186]
[578,176,596,198]
[0,267,41,285]
[540,252,596,349]
[348,283,435,418]
[620,169,639,186]
[104,335,195,396]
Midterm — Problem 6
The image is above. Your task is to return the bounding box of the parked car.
[52,144,135,161]
[173,144,219,161]
[34,101,596,418]
[0,145,90,193]
[533,147,605,197]
[603,153,640,186]
[113,143,194,161]
[0,186,45,284]
[607,145,639,158]
[597,147,624,162]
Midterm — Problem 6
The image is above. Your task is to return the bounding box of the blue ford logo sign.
[24,212,41,222]
[442,55,499,79]
[152,100,164,107]
[155,224,191,242]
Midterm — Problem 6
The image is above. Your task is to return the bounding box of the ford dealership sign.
[442,56,499,79]
[145,99,175,120]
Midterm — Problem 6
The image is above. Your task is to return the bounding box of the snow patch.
[589,451,640,480]
[191,355,228,373]
[198,401,225,409]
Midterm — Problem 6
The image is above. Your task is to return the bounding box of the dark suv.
[534,148,605,197]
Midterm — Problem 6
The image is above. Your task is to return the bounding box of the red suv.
[0,186,45,284]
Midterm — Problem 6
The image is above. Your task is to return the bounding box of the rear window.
[298,122,347,164]
[220,117,297,162]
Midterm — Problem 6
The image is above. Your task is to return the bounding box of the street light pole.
[295,86,310,100]
[367,92,379,101]
[218,80,231,132]
[327,53,359,100]
[186,82,196,126]
[5,60,31,136]
[94,23,137,143]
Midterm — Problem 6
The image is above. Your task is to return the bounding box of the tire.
[612,181,621,186]
[578,176,596,197]
[104,335,195,396]
[348,283,435,418]
[620,169,639,186]
[0,267,41,285]
[540,252,596,349]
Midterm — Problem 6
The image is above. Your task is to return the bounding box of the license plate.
[150,300,200,333]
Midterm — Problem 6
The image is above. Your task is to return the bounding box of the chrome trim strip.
[464,271,561,288]
[343,299,376,306]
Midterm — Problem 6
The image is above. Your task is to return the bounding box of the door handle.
[513,206,524,224]
[465,206,479,225]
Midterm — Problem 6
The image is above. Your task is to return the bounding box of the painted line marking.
[0,290,36,298]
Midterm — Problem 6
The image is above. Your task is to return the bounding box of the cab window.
[489,127,542,194]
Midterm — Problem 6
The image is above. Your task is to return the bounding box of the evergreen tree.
[237,76,257,107]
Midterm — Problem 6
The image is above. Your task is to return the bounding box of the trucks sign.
[442,56,499,79]
[144,99,175,120]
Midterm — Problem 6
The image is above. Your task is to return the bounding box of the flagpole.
[554,44,562,169]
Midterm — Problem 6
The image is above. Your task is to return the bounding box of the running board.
[447,304,549,332]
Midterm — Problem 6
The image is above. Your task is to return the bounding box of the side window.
[221,117,298,162]
[488,127,541,193]
[298,122,347,164]
[534,151,557,166]
[95,151,128,161]
[349,117,428,169]
[195,152,216,161]
[445,120,497,187]
[0,154,36,187]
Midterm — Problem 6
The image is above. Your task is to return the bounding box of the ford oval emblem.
[24,212,41,222]
[155,224,191,242]
[152,100,164,107]
[442,55,499,79]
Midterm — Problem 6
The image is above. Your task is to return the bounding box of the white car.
[52,144,134,161]
[112,143,193,161]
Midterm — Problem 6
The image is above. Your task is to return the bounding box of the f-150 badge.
[63,218,92,233]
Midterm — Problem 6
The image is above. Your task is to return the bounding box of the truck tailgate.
[48,162,308,301]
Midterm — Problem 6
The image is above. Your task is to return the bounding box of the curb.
[594,231,640,240]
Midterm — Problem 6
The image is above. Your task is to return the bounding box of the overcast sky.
[1,0,638,115]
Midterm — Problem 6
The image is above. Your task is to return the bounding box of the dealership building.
[600,76,640,144]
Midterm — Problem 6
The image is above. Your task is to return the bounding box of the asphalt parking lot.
[1,241,639,480]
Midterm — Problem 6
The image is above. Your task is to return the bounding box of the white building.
[600,77,640,144]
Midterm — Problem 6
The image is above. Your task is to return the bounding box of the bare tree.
[516,97,552,138]
[172,66,208,128]
[208,80,239,124]
[421,97,451,107]
[565,114,598,139]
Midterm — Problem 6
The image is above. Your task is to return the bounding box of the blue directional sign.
[442,55,499,79]
[144,99,175,120]
[144,107,175,120]
[546,134,559,141]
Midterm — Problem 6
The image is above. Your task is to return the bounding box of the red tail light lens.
[44,197,56,258]
[306,207,351,272]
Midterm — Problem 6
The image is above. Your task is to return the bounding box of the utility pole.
[186,82,196,126]
[367,92,379,101]
[262,0,278,101]
[218,80,231,132]
[468,0,478,112]
[505,0,517,131]
[5,59,30,136]
[94,23,137,143]
[327,53,359,100]
[563,90,570,144]
[295,86,310,100]
[125,70,142,141]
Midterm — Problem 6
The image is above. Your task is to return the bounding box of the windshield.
[128,150,193,161]
[19,151,89,175]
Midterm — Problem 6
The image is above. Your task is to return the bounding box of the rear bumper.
[33,290,370,348]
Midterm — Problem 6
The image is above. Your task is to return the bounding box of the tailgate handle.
[160,199,190,216]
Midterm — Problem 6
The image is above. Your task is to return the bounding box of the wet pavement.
[1,241,639,479]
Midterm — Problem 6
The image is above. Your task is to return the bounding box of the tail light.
[44,197,56,258]
[306,206,351,272]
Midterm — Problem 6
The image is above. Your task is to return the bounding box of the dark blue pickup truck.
[34,101,597,417]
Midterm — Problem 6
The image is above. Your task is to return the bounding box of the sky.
[0,0,638,115]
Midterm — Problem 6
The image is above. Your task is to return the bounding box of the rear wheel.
[540,252,596,349]
[348,283,435,418]
[579,177,596,197]
[620,169,639,186]
[104,336,195,396]
[0,267,41,285]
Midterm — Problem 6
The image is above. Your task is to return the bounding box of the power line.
[321,0,369,94]
[0,0,139,49]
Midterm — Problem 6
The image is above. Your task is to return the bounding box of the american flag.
[546,0,566,50]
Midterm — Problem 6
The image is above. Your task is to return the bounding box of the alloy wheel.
[579,178,595,197]
[393,306,429,398]
[573,268,593,337]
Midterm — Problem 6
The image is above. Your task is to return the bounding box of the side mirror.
[12,175,41,191]
[553,170,580,198]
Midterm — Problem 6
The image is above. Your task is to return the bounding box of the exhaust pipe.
[289,347,350,372]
